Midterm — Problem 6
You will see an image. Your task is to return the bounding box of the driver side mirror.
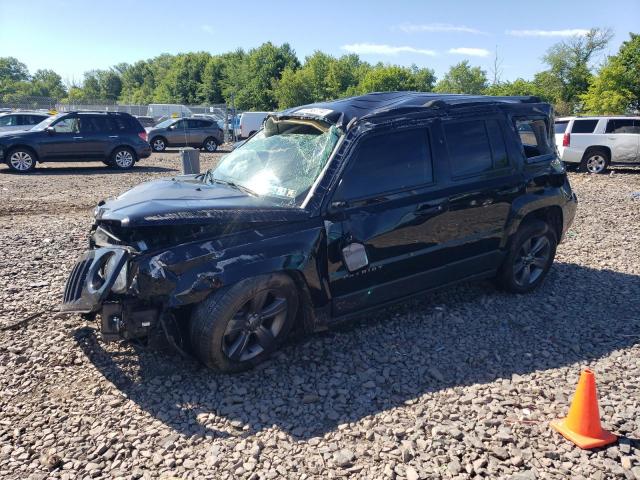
[45,126,55,135]
[168,125,176,130]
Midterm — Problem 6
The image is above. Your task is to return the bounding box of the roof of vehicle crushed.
[276,91,546,126]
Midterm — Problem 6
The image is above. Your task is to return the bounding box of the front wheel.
[190,273,298,372]
[7,148,37,173]
[497,220,557,293]
[151,137,166,152]
[202,137,219,152]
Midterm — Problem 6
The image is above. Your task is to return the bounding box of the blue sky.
[1,0,638,84]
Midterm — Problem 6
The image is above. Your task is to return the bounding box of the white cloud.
[201,24,214,34]
[448,47,491,57]
[341,43,437,56]
[506,29,590,37]
[397,23,486,35]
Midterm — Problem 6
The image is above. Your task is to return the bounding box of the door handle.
[607,137,617,140]
[496,186,520,195]
[73,136,83,139]
[415,203,445,216]
[108,135,119,138]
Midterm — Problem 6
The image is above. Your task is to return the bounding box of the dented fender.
[130,220,330,308]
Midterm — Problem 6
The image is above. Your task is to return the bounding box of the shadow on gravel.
[0,165,177,175]
[75,262,640,440]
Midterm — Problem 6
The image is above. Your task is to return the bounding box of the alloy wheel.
[114,150,134,168]
[152,139,165,151]
[513,235,551,287]
[586,154,606,174]
[222,289,288,362]
[10,151,34,171]
[204,140,217,152]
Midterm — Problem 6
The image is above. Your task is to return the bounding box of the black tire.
[202,137,219,152]
[580,148,609,174]
[190,273,298,372]
[110,147,136,170]
[102,159,113,166]
[6,147,37,173]
[150,136,167,152]
[497,220,557,293]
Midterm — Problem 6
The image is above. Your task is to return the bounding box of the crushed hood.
[95,175,310,227]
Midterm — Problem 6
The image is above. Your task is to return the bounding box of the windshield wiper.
[199,171,258,197]
[214,179,259,197]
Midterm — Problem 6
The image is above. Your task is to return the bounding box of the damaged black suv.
[61,92,577,372]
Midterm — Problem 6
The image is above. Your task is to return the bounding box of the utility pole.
[491,45,503,86]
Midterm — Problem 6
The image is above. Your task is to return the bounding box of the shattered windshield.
[205,121,341,207]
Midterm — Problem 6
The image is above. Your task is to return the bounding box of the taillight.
[562,132,570,147]
[138,131,148,142]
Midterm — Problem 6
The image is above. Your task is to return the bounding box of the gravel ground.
[1,155,639,480]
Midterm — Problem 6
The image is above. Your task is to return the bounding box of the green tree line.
[1,29,638,115]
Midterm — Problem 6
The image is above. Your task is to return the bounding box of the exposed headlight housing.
[104,253,128,294]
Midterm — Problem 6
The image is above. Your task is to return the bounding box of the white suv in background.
[555,116,640,173]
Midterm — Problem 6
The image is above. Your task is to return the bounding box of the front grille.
[63,258,92,304]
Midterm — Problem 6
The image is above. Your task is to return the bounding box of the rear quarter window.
[571,120,598,134]
[554,121,569,134]
[514,118,554,160]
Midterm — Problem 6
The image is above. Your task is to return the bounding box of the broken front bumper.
[62,247,162,342]
[61,247,128,313]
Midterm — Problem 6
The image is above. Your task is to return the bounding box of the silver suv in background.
[555,116,640,173]
[147,117,224,153]
[0,111,50,133]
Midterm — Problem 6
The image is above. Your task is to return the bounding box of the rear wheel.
[202,137,219,152]
[580,148,609,174]
[7,148,37,173]
[190,273,298,372]
[110,147,135,170]
[497,220,557,293]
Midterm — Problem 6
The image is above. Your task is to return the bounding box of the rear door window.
[513,118,554,159]
[571,120,598,134]
[80,116,113,133]
[335,128,434,201]
[444,120,509,177]
[605,119,640,134]
[186,119,203,129]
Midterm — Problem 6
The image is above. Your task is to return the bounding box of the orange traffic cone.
[550,369,617,449]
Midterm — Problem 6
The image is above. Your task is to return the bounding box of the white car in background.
[555,116,640,173]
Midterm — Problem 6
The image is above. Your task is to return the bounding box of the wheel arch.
[504,199,564,249]
[581,145,611,162]
[5,144,40,163]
